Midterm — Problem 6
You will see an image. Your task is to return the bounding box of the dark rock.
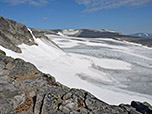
[0,49,6,55]
[119,37,152,47]
[131,101,152,114]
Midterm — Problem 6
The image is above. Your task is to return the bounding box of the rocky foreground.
[0,16,152,114]
[0,49,152,114]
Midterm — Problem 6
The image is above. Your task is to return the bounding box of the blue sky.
[0,0,152,34]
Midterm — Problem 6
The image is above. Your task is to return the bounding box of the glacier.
[0,29,152,105]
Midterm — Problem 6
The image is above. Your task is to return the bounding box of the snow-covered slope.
[130,33,152,38]
[0,29,152,105]
[58,29,80,36]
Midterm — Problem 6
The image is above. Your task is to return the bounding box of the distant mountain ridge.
[129,33,152,38]
[31,28,132,38]
[31,28,152,47]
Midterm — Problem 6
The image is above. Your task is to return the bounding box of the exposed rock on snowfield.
[119,37,152,47]
[30,29,61,49]
[0,49,152,114]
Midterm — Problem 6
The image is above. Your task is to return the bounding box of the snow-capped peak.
[129,33,152,38]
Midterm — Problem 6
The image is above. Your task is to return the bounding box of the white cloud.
[3,0,49,6]
[38,17,48,21]
[3,0,152,10]
[29,0,48,6]
[42,17,48,20]
[75,0,152,12]
[3,0,27,5]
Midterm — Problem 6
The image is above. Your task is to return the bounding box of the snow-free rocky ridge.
[0,16,152,114]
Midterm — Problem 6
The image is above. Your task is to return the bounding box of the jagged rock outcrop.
[0,16,36,53]
[0,49,152,114]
